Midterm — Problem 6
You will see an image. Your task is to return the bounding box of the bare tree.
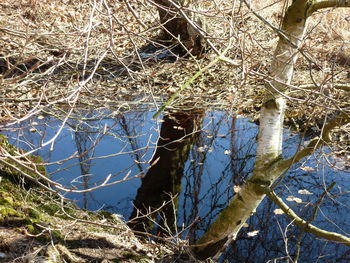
[192,0,350,259]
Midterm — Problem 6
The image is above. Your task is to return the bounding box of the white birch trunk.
[193,0,312,259]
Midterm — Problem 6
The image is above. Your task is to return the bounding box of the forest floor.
[0,0,349,262]
[0,172,179,263]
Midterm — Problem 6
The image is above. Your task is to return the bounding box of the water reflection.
[129,110,204,235]
[222,166,350,263]
[1,109,349,262]
[72,113,97,209]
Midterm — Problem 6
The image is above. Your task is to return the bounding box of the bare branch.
[263,186,350,247]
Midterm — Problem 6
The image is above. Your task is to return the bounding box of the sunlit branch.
[263,186,350,247]
[152,42,238,118]
[308,0,350,16]
[273,112,350,172]
[299,83,350,92]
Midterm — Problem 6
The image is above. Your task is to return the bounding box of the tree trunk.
[192,0,311,259]
[154,0,206,56]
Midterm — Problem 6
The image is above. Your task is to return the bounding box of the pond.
[1,108,350,262]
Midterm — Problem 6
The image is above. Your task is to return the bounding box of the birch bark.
[193,0,315,259]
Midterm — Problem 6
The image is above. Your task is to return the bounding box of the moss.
[27,207,42,220]
[96,210,114,219]
[26,224,38,234]
[95,210,125,225]
[121,252,148,262]
[0,191,15,206]
[0,134,17,155]
[0,206,21,217]
[0,135,47,187]
[26,223,64,242]
[51,230,64,241]
[0,177,19,193]
[28,154,46,175]
[0,206,23,222]
[41,203,60,216]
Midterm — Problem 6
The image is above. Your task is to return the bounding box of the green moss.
[28,207,42,220]
[26,224,64,242]
[26,224,38,234]
[96,210,112,218]
[0,206,22,221]
[41,203,60,216]
[0,135,47,186]
[121,252,148,262]
[0,177,18,192]
[0,191,15,206]
[0,134,17,155]
[27,154,46,176]
[51,229,63,241]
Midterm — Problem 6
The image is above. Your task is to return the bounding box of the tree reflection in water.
[221,168,350,263]
[128,110,204,236]
[3,109,350,261]
[127,110,259,244]
[72,113,97,209]
[127,110,350,262]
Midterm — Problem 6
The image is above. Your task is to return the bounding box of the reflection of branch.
[310,182,336,222]
[1,148,141,193]
[273,112,350,172]
[293,181,336,262]
[119,115,144,173]
[263,186,350,247]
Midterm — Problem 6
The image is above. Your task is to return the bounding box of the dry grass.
[0,2,349,260]
[0,0,348,122]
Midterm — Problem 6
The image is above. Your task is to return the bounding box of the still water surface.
[3,109,350,262]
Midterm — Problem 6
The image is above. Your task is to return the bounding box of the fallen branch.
[263,186,350,247]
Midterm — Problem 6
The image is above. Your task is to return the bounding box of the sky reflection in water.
[3,109,350,262]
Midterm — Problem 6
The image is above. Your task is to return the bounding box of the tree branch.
[263,186,350,247]
[273,112,350,172]
[298,83,350,92]
[308,0,350,16]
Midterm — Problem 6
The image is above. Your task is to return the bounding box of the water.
[1,108,350,262]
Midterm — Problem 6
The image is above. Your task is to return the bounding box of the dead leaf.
[233,185,241,193]
[286,196,302,203]
[274,209,284,215]
[247,230,259,237]
[300,166,315,172]
[298,189,312,195]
